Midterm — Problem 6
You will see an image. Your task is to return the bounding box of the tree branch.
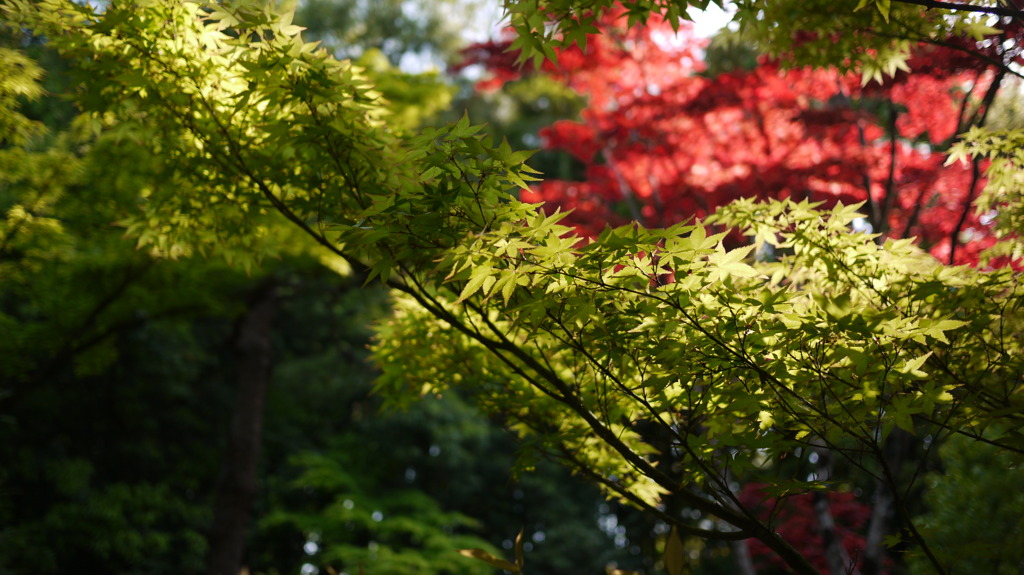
[891,0,1024,17]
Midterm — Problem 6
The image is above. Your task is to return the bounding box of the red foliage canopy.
[459,8,1004,264]
[739,483,880,574]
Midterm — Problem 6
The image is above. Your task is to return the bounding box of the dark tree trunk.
[207,285,276,575]
[861,483,894,575]
[812,445,860,575]
[862,429,912,575]
[731,539,758,575]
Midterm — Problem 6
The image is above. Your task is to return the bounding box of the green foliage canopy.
[498,0,1005,82]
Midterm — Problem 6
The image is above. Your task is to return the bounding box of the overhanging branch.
[891,0,1024,17]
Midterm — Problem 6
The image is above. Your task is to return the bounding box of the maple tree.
[460,7,1008,265]
[452,8,1024,572]
[4,1,1024,575]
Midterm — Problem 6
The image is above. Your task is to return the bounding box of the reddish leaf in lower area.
[739,484,884,574]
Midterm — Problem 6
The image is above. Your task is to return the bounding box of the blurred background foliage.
[906,434,1024,575]
[0,3,635,575]
[295,0,472,69]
